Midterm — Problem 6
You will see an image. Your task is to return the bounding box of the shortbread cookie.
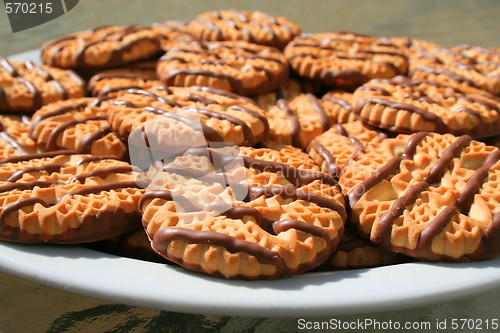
[254,77,321,111]
[0,58,85,113]
[352,75,500,138]
[106,86,268,149]
[307,121,386,179]
[265,93,358,149]
[320,91,358,124]
[188,10,301,49]
[151,21,196,50]
[29,98,128,159]
[0,115,40,158]
[88,61,164,96]
[0,152,147,243]
[140,145,346,279]
[284,32,408,89]
[156,40,289,96]
[409,44,500,96]
[341,132,500,261]
[324,229,406,270]
[41,26,163,69]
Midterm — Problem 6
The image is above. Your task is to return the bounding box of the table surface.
[1,0,500,332]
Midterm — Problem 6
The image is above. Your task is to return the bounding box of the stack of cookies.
[0,9,498,280]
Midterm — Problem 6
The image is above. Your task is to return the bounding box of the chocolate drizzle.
[69,166,139,183]
[59,180,147,203]
[354,97,448,133]
[348,132,429,207]
[30,102,89,138]
[7,164,63,182]
[76,126,112,154]
[306,93,329,131]
[0,198,49,222]
[456,150,500,214]
[152,227,287,276]
[277,99,300,147]
[0,132,28,155]
[45,116,105,151]
[306,140,339,178]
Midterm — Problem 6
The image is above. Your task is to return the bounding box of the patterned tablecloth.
[0,1,499,332]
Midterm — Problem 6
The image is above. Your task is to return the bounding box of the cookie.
[320,90,358,124]
[307,121,386,179]
[284,32,408,89]
[156,39,289,96]
[29,97,128,159]
[0,152,147,243]
[323,229,406,270]
[0,115,40,158]
[254,77,321,111]
[340,132,500,261]
[187,10,301,49]
[139,145,346,279]
[41,26,163,70]
[88,229,170,264]
[352,75,500,138]
[0,58,85,113]
[409,44,500,96]
[151,20,197,50]
[106,86,268,150]
[264,93,358,149]
[88,61,164,96]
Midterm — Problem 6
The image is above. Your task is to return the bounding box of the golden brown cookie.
[320,90,358,124]
[29,97,128,159]
[156,39,289,96]
[0,115,40,158]
[0,58,85,113]
[151,20,197,50]
[0,152,146,243]
[284,32,408,89]
[106,86,268,149]
[352,75,500,138]
[323,229,406,270]
[409,44,500,96]
[41,26,163,70]
[254,77,321,111]
[187,9,301,49]
[88,61,164,96]
[307,121,387,179]
[340,132,500,261]
[139,145,346,279]
[264,93,359,149]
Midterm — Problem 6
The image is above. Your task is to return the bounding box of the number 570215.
[5,2,53,14]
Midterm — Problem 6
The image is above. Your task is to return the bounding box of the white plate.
[1,50,500,318]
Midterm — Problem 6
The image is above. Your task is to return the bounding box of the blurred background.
[1,0,499,56]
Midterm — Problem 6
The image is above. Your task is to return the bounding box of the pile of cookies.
[0,9,499,280]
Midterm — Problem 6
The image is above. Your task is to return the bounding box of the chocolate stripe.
[69,166,139,183]
[30,102,89,138]
[0,198,49,222]
[456,150,500,214]
[416,206,459,259]
[59,180,147,203]
[0,181,54,194]
[7,164,63,182]
[0,132,28,155]
[277,99,300,147]
[348,132,429,207]
[139,190,198,213]
[374,181,430,247]
[76,126,112,154]
[426,135,472,184]
[306,93,329,131]
[307,140,339,179]
[45,116,105,151]
[0,150,75,165]
[152,227,286,275]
